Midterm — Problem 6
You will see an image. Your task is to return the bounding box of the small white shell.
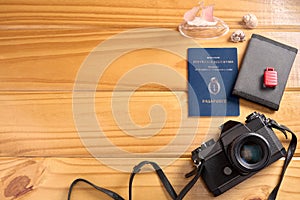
[243,13,258,29]
[230,30,246,43]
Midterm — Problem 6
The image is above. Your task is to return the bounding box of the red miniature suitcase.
[264,67,277,88]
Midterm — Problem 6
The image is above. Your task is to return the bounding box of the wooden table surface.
[0,0,299,199]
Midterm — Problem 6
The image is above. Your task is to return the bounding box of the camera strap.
[67,160,205,200]
[67,119,296,200]
[67,178,125,200]
[267,119,297,200]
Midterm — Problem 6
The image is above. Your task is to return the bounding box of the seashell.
[243,13,258,29]
[230,30,246,43]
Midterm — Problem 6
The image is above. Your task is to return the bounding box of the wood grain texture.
[0,0,299,91]
[0,30,299,91]
[0,91,299,157]
[0,0,299,199]
[0,157,299,200]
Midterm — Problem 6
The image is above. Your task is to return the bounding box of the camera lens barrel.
[230,133,271,173]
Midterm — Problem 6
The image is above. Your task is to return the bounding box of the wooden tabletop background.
[0,0,299,199]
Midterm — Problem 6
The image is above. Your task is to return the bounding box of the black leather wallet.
[233,34,298,110]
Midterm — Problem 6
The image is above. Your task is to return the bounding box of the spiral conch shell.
[243,13,258,28]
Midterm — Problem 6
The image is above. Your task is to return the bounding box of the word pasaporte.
[202,99,227,104]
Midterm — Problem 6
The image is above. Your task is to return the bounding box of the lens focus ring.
[230,133,271,173]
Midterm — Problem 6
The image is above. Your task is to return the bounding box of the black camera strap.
[267,119,297,200]
[67,160,204,200]
[129,160,205,200]
[67,178,125,200]
[67,119,296,200]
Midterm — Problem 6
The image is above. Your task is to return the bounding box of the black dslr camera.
[192,112,286,196]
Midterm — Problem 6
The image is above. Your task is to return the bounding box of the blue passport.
[188,48,240,116]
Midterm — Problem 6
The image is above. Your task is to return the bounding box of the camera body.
[192,112,286,196]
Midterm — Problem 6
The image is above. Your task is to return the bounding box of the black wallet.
[233,34,298,110]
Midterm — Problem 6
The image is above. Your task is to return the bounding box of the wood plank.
[0,0,299,27]
[0,1,299,91]
[0,30,299,91]
[0,91,299,157]
[0,157,299,200]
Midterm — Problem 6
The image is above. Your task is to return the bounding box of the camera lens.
[240,141,263,164]
[230,133,270,173]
